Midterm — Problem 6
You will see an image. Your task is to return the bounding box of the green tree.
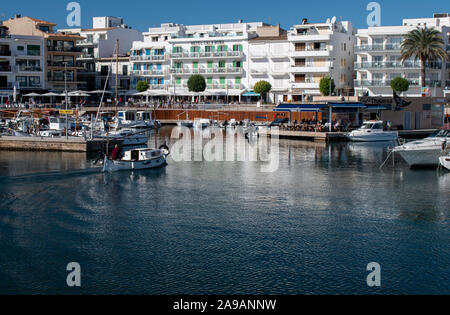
[136,80,149,93]
[187,75,206,92]
[253,80,272,102]
[390,77,410,94]
[319,76,335,96]
[400,27,448,95]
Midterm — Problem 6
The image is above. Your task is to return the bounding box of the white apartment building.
[0,25,45,103]
[60,17,142,90]
[288,19,355,102]
[131,21,266,101]
[355,13,450,97]
[248,25,290,103]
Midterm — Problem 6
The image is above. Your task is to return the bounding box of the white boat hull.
[439,156,450,170]
[395,147,443,167]
[103,156,167,172]
[347,131,398,142]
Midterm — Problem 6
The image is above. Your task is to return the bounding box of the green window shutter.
[190,47,194,53]
[173,47,177,53]
[207,77,213,84]
[193,62,198,69]
[240,45,243,52]
[220,77,225,84]
[233,61,236,68]
[224,45,228,52]
[208,61,213,69]
[176,78,181,85]
[235,77,241,84]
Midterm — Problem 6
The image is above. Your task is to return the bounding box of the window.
[29,76,40,87]
[295,74,305,83]
[152,36,159,42]
[16,76,27,87]
[27,45,40,56]
[101,66,109,76]
[17,46,24,51]
[295,58,305,66]
[99,34,106,40]
[39,26,50,33]
[122,65,128,75]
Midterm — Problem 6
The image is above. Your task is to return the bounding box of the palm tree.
[400,27,448,96]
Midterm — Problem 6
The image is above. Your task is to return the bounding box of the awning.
[275,104,327,112]
[365,105,392,110]
[328,102,367,108]
[242,91,261,97]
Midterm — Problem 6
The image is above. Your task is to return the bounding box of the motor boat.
[103,146,169,172]
[97,129,148,146]
[193,119,212,129]
[347,121,398,142]
[392,129,449,167]
[439,153,450,171]
[113,110,150,130]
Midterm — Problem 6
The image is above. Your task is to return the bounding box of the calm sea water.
[0,127,449,295]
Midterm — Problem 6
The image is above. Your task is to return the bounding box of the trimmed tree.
[390,77,410,95]
[187,75,206,93]
[319,76,335,96]
[136,80,149,93]
[253,80,272,103]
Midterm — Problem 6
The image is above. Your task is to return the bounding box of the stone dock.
[0,136,121,152]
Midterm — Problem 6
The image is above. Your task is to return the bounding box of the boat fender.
[159,145,170,156]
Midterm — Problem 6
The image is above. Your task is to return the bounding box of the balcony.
[290,64,330,73]
[250,68,268,76]
[0,82,13,89]
[131,69,167,76]
[77,53,95,60]
[0,50,11,57]
[355,61,442,70]
[131,55,167,62]
[206,84,243,90]
[48,46,82,53]
[354,44,401,52]
[354,79,442,87]
[289,34,331,42]
[77,39,97,47]
[290,48,331,57]
[290,80,319,89]
[47,62,83,68]
[170,51,243,59]
[270,68,289,76]
[16,66,42,72]
[169,67,243,75]
[250,52,268,59]
[270,51,288,59]
[17,82,42,89]
[0,65,12,72]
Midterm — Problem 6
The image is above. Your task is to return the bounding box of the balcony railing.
[132,70,167,76]
[18,82,42,88]
[206,84,243,90]
[0,82,13,89]
[78,53,95,59]
[354,44,401,52]
[17,66,42,72]
[170,51,243,59]
[0,50,11,56]
[0,65,12,72]
[131,55,167,61]
[48,46,82,53]
[355,61,442,70]
[354,79,442,87]
[170,67,243,75]
[47,62,82,68]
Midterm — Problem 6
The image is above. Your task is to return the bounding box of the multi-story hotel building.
[130,21,267,101]
[0,24,45,103]
[248,25,290,103]
[2,15,84,91]
[287,19,355,102]
[60,16,142,91]
[355,14,450,97]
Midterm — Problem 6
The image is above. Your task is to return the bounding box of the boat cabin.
[117,110,138,123]
[137,111,152,122]
[360,121,390,131]
[123,149,162,161]
[49,117,72,131]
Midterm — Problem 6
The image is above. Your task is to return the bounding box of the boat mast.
[115,39,119,112]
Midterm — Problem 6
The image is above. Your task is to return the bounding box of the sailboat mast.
[115,39,119,111]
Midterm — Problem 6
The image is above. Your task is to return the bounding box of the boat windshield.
[428,130,449,138]
[361,123,374,129]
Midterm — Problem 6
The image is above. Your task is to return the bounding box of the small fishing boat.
[103,146,169,172]
[439,152,450,171]
[347,121,398,142]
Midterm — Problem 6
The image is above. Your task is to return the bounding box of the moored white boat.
[97,129,148,146]
[439,153,450,170]
[393,129,449,167]
[347,121,398,142]
[103,146,169,172]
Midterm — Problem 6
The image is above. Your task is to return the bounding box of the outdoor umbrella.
[24,93,41,97]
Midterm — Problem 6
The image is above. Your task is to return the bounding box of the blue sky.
[0,0,448,31]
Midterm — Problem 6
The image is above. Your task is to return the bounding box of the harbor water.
[0,127,449,294]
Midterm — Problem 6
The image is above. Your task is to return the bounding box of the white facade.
[131,22,265,100]
[248,29,290,103]
[355,14,450,97]
[287,20,355,101]
[0,26,45,103]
